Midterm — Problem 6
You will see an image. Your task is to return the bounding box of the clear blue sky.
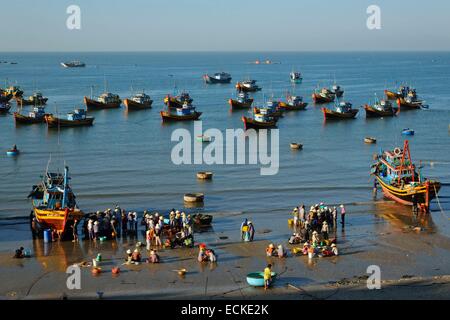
[1,0,449,51]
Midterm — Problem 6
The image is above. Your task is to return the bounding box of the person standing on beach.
[248,221,255,241]
[93,221,99,240]
[373,179,378,199]
[121,211,128,236]
[264,264,272,290]
[332,207,337,228]
[133,212,138,234]
[72,219,79,242]
[87,219,94,241]
[340,205,346,226]
[299,204,306,222]
[240,218,248,241]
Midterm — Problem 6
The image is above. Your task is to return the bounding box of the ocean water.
[0,52,449,227]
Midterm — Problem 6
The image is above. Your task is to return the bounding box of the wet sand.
[0,202,449,300]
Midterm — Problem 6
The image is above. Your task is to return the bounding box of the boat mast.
[397,140,415,184]
[62,166,69,208]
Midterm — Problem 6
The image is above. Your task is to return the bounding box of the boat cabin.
[29,106,46,118]
[336,102,352,113]
[378,148,417,184]
[99,92,120,104]
[132,93,151,104]
[67,109,87,121]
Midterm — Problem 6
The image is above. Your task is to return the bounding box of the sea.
[0,52,449,236]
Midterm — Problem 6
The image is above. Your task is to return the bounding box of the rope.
[434,184,449,221]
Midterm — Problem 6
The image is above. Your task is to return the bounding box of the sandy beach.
[1,202,449,300]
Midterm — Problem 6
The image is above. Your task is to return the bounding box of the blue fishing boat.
[6,145,20,156]
[290,71,302,83]
[246,272,277,287]
[402,128,414,136]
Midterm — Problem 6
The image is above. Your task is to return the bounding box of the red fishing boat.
[322,102,358,120]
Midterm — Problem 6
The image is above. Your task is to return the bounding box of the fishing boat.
[14,106,48,124]
[84,92,121,110]
[397,92,424,110]
[254,99,283,119]
[0,89,13,102]
[0,102,11,114]
[364,137,377,144]
[192,214,213,226]
[203,72,232,84]
[4,85,24,98]
[61,61,86,68]
[330,84,344,97]
[364,99,398,117]
[278,94,308,111]
[228,92,254,109]
[322,101,358,120]
[401,128,414,136]
[242,113,277,130]
[236,80,262,92]
[45,109,94,128]
[29,166,84,234]
[164,92,193,109]
[123,92,153,110]
[385,85,413,100]
[6,145,19,156]
[290,71,302,83]
[312,88,335,104]
[371,140,441,213]
[17,92,48,106]
[290,142,303,150]
[160,102,202,122]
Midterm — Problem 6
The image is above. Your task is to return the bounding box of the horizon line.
[1,50,450,54]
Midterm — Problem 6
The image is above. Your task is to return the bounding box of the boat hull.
[397,98,422,110]
[278,101,308,111]
[203,75,231,84]
[312,93,334,104]
[364,105,398,118]
[160,111,202,121]
[123,98,153,110]
[45,115,95,128]
[242,116,277,130]
[0,105,11,114]
[375,175,441,208]
[14,112,46,124]
[0,93,13,103]
[228,98,253,109]
[322,107,358,119]
[385,90,401,100]
[34,208,84,233]
[84,97,121,110]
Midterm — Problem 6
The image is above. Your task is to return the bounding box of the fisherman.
[332,207,338,227]
[87,219,94,240]
[133,212,138,233]
[72,219,79,242]
[198,244,208,262]
[114,207,121,236]
[340,205,346,226]
[293,207,299,226]
[299,204,306,222]
[266,243,275,257]
[125,249,133,264]
[146,228,153,251]
[13,247,24,259]
[373,179,378,199]
[206,249,217,262]
[321,221,329,240]
[277,244,286,258]
[248,221,255,241]
[263,264,272,290]
[147,250,160,263]
[158,215,164,230]
[128,212,134,232]
[93,221,99,240]
[331,243,339,256]
[131,249,141,262]
[240,218,248,241]
[311,231,320,245]
[154,224,162,247]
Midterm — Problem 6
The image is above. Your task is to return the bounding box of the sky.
[1,0,449,52]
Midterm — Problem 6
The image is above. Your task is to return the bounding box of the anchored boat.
[61,61,86,68]
[17,92,48,106]
[0,102,11,114]
[364,99,398,118]
[312,88,335,104]
[160,102,202,121]
[278,94,308,111]
[14,106,48,124]
[123,92,153,110]
[397,89,424,110]
[45,109,94,128]
[228,92,254,109]
[164,92,193,109]
[203,72,232,84]
[290,71,303,83]
[4,85,24,98]
[322,101,358,120]
[84,92,121,110]
[236,80,262,92]
[371,140,441,213]
[242,113,277,130]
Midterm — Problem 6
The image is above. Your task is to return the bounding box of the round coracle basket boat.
[184,193,204,203]
[364,137,377,144]
[290,143,303,150]
[197,171,213,180]
[246,272,277,287]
